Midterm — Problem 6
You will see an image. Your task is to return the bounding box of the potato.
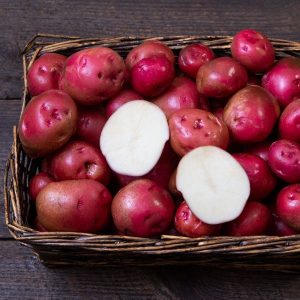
[130,56,175,98]
[111,179,174,237]
[271,210,297,236]
[268,139,300,183]
[169,108,229,156]
[154,76,202,118]
[27,53,67,96]
[75,105,107,148]
[18,90,78,158]
[59,47,126,105]
[168,169,182,197]
[196,57,248,98]
[47,140,110,185]
[29,172,54,202]
[175,201,222,237]
[125,40,175,70]
[242,140,272,162]
[36,179,112,233]
[223,85,278,143]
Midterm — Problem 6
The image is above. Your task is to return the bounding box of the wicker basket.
[4,34,300,270]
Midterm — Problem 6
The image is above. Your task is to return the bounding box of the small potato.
[175,201,222,237]
[154,76,202,118]
[18,90,78,158]
[126,40,175,70]
[59,47,126,105]
[196,57,248,98]
[105,89,142,117]
[112,179,174,237]
[36,179,112,233]
[169,108,229,156]
[75,105,107,148]
[178,44,215,78]
[27,53,67,96]
[269,140,300,183]
[243,140,272,162]
[223,85,278,143]
[29,172,54,202]
[47,140,110,185]
[131,56,175,98]
[271,210,297,236]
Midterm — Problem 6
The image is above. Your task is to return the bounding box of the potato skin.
[59,47,126,105]
[29,172,54,202]
[112,179,174,237]
[18,90,78,158]
[36,179,112,233]
[169,108,229,156]
[27,53,67,96]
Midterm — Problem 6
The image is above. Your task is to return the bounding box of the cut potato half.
[176,146,250,224]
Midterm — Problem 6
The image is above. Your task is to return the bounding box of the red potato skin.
[271,211,297,236]
[105,89,142,117]
[231,29,275,73]
[27,53,67,96]
[75,106,107,148]
[223,85,278,144]
[36,179,112,233]
[111,179,175,237]
[262,57,300,107]
[178,44,215,78]
[18,90,78,158]
[29,172,54,202]
[279,99,300,143]
[59,47,126,105]
[243,140,272,162]
[153,76,202,118]
[276,184,300,231]
[115,143,179,190]
[175,201,222,237]
[268,140,300,183]
[47,140,110,185]
[232,153,277,202]
[225,202,273,236]
[169,108,229,156]
[196,57,248,98]
[125,40,175,70]
[130,56,175,98]
[34,218,47,232]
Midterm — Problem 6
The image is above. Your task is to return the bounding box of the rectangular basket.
[4,34,300,270]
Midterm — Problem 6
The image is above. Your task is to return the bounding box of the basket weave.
[4,34,300,270]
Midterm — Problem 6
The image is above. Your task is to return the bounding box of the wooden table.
[1,1,300,298]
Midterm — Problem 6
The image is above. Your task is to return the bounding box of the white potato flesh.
[100,100,169,176]
[176,146,250,224]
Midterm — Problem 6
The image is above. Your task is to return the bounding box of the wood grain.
[0,0,299,99]
[0,240,299,300]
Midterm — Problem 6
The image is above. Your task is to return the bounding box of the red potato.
[105,89,142,117]
[29,172,54,202]
[169,108,229,156]
[271,211,297,236]
[279,99,300,143]
[223,85,278,144]
[47,140,110,185]
[36,179,112,233]
[75,106,107,148]
[125,40,175,70]
[59,47,126,105]
[168,169,182,197]
[34,218,47,232]
[130,56,175,98]
[231,29,275,73]
[178,44,215,78]
[232,153,277,201]
[225,202,273,236]
[276,184,300,231]
[153,76,201,118]
[243,140,272,162]
[262,57,300,107]
[268,139,300,183]
[196,57,248,98]
[175,201,222,237]
[27,53,67,96]
[111,179,174,237]
[19,90,78,158]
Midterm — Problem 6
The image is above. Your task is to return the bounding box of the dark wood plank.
[0,240,299,300]
[0,0,299,99]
